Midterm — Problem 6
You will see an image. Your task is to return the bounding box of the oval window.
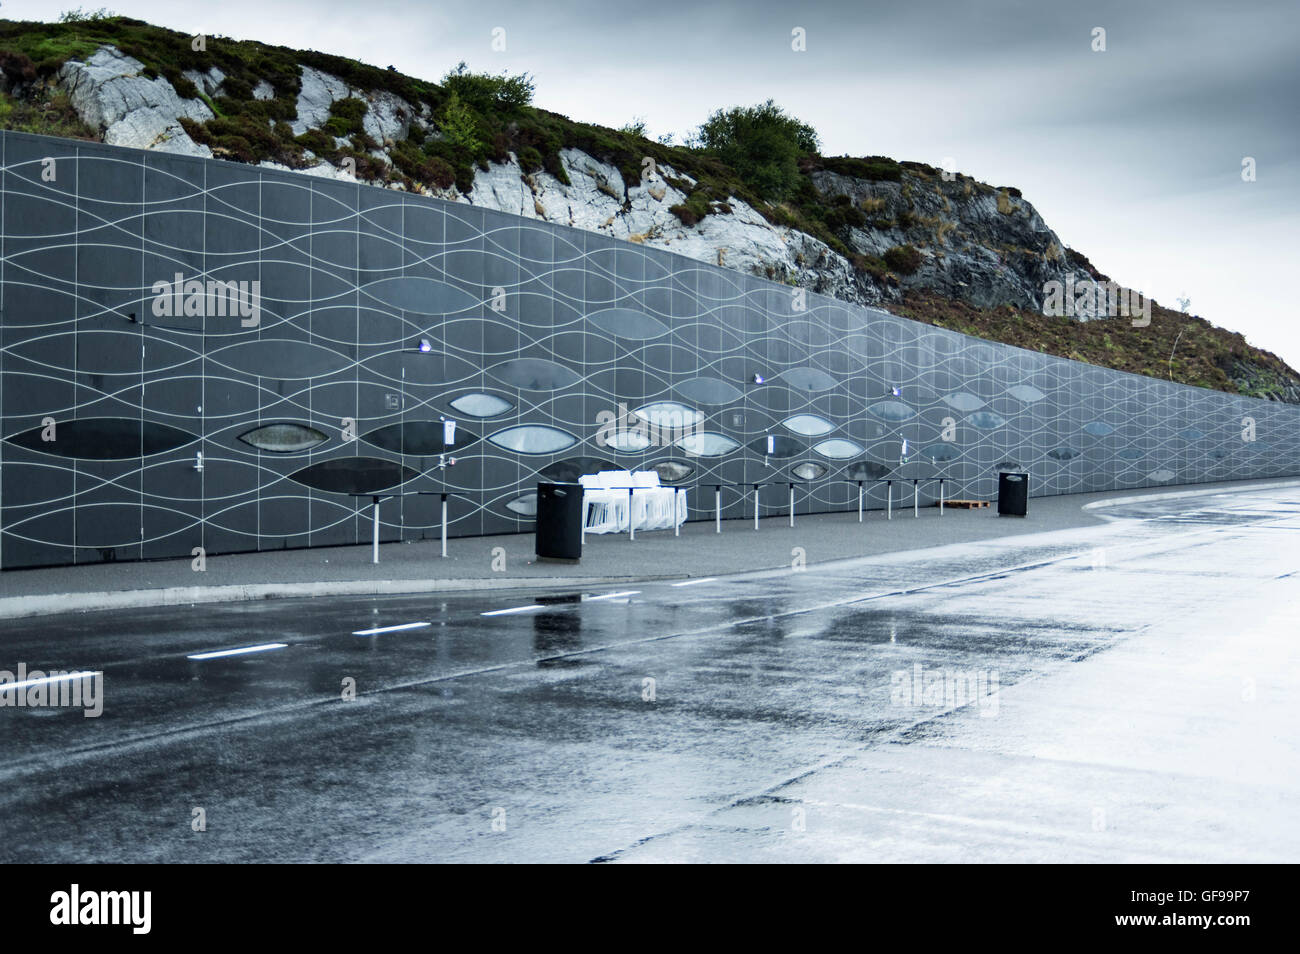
[674,432,739,457]
[487,425,580,455]
[449,393,514,417]
[238,423,329,453]
[781,414,835,436]
[813,439,863,460]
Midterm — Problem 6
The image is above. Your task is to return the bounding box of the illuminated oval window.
[1118,447,1145,460]
[487,425,579,455]
[868,401,914,422]
[633,402,703,428]
[1083,421,1115,436]
[813,438,863,460]
[1008,384,1046,402]
[1147,469,1175,482]
[924,442,959,462]
[652,460,695,482]
[363,422,475,455]
[995,460,1023,472]
[967,411,1006,430]
[749,435,802,458]
[505,493,538,517]
[538,457,615,483]
[941,392,985,412]
[781,414,834,436]
[675,377,743,405]
[792,462,827,480]
[288,457,418,494]
[604,430,652,453]
[238,423,329,453]
[6,418,198,460]
[449,393,513,417]
[675,432,739,457]
[487,358,580,391]
[1048,447,1079,461]
[1179,428,1205,441]
[777,367,838,392]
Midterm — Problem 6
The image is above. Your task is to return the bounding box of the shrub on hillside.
[884,244,924,275]
[695,99,819,202]
[441,61,534,113]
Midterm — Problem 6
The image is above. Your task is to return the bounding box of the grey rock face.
[290,66,352,136]
[290,66,415,147]
[361,90,412,145]
[57,46,213,157]
[810,169,1096,312]
[182,66,225,98]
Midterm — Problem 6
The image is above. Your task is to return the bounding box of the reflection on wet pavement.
[1,489,1298,862]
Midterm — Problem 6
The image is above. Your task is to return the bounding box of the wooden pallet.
[937,499,989,509]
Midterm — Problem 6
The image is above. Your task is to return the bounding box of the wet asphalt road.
[1,488,1298,863]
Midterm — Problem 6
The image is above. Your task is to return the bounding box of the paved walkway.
[1,477,1297,619]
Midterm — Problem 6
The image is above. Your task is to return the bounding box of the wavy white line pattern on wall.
[2,130,1298,567]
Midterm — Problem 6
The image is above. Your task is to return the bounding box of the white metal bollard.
[754,486,760,530]
[913,481,919,518]
[715,486,721,534]
[858,482,863,523]
[372,497,380,564]
[887,481,892,520]
[441,495,448,558]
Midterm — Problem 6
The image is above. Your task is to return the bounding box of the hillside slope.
[2,14,1296,401]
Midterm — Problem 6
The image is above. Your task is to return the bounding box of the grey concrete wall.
[2,130,1296,568]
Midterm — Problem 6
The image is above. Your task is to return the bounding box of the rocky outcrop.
[465,149,881,304]
[289,65,414,144]
[289,65,351,136]
[811,169,1096,313]
[56,47,212,157]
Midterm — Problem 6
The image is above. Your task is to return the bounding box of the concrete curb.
[0,574,679,621]
[1081,479,1300,512]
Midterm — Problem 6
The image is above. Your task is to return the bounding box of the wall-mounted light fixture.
[752,373,765,385]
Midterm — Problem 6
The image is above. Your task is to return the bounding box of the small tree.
[440,91,484,158]
[441,61,534,113]
[695,99,819,201]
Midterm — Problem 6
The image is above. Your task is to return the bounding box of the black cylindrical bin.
[535,482,584,561]
[997,472,1029,516]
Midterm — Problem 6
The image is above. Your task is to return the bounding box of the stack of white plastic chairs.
[577,470,687,533]
[578,471,630,533]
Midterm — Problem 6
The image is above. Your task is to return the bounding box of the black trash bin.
[997,472,1028,516]
[535,482,584,562]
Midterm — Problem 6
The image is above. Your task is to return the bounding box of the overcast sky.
[11,0,1299,366]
